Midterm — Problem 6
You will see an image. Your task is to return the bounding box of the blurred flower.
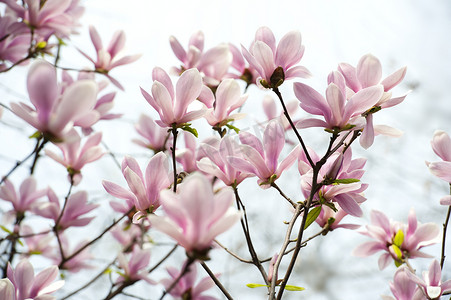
[161,263,217,300]
[102,152,173,221]
[147,173,241,256]
[241,26,310,89]
[21,225,54,258]
[228,119,300,188]
[33,189,98,230]
[426,130,451,206]
[45,130,104,185]
[141,67,204,128]
[170,31,232,86]
[382,267,422,300]
[338,54,408,148]
[4,259,64,300]
[0,14,30,71]
[354,209,440,269]
[79,25,141,90]
[406,259,451,300]
[132,114,172,153]
[116,246,155,285]
[227,43,259,87]
[262,95,299,132]
[10,60,98,142]
[0,176,47,217]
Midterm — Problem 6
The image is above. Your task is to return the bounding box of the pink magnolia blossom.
[147,173,241,255]
[228,120,300,188]
[161,263,217,300]
[203,78,248,127]
[21,225,54,258]
[140,67,205,128]
[4,259,64,300]
[315,204,360,231]
[132,114,172,153]
[116,246,155,285]
[406,259,451,300]
[79,25,141,90]
[45,130,104,185]
[0,177,47,216]
[354,209,440,270]
[170,31,232,86]
[426,130,451,206]
[1,0,83,39]
[197,136,254,186]
[294,71,384,132]
[50,236,93,272]
[299,148,367,217]
[0,14,30,71]
[10,60,98,142]
[382,267,423,300]
[102,152,173,220]
[176,132,200,173]
[241,26,310,89]
[110,223,143,250]
[33,189,98,230]
[338,54,408,148]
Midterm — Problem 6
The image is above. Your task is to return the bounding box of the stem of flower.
[170,125,178,192]
[200,261,234,300]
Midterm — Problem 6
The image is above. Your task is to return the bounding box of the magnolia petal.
[107,30,125,58]
[263,120,285,172]
[174,68,203,120]
[357,54,382,88]
[360,115,375,149]
[428,161,451,182]
[152,67,174,100]
[255,26,276,53]
[431,130,451,162]
[295,118,328,129]
[275,30,302,69]
[337,62,361,92]
[440,195,451,206]
[169,35,187,62]
[381,66,407,92]
[293,82,330,116]
[252,41,275,81]
[374,125,403,137]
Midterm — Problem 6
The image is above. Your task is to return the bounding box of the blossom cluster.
[0,2,450,299]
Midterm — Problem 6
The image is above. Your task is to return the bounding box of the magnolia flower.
[406,260,451,300]
[116,246,155,285]
[110,223,143,250]
[426,130,451,205]
[147,173,241,256]
[203,78,248,128]
[102,152,173,220]
[382,267,422,300]
[0,177,47,216]
[241,26,310,89]
[45,130,104,185]
[338,54,408,148]
[228,120,300,188]
[161,263,217,300]
[79,25,141,90]
[299,147,367,217]
[49,236,93,272]
[21,225,54,258]
[0,14,30,71]
[3,259,64,300]
[294,71,384,132]
[33,189,98,230]
[1,0,82,39]
[140,67,204,128]
[170,31,232,86]
[132,114,172,153]
[197,136,254,186]
[315,204,360,231]
[354,209,440,270]
[10,60,98,142]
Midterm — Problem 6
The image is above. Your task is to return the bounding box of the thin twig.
[200,261,234,300]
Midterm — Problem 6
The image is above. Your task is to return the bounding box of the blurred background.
[1,0,451,299]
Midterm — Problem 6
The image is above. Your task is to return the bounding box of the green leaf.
[304,206,322,230]
[393,229,404,247]
[16,239,24,247]
[225,123,240,134]
[394,260,403,268]
[246,283,268,289]
[285,285,305,291]
[0,225,12,234]
[181,125,198,137]
[332,178,360,184]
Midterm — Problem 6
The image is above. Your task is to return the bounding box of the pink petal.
[152,67,174,100]
[252,41,275,81]
[275,30,303,69]
[174,68,202,120]
[189,31,204,52]
[29,266,58,297]
[255,26,276,53]
[428,161,451,182]
[169,35,187,62]
[360,114,375,149]
[151,81,175,124]
[241,44,264,78]
[334,193,363,217]
[293,82,330,117]
[89,25,103,53]
[353,241,385,257]
[263,120,285,172]
[285,65,311,79]
[295,118,328,129]
[431,130,451,162]
[357,54,382,88]
[381,66,407,92]
[107,30,125,58]
[343,85,383,121]
[440,195,451,206]
[337,62,361,92]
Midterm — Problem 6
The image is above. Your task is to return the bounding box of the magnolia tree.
[0,1,450,300]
